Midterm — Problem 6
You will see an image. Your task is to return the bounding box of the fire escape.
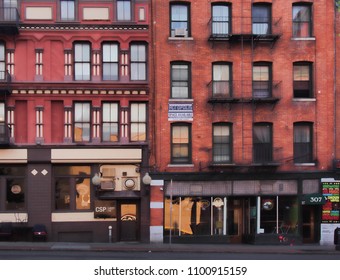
[0,6,19,146]
[207,2,282,169]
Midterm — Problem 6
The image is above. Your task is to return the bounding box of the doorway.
[302,205,316,243]
[227,198,243,243]
[118,201,139,241]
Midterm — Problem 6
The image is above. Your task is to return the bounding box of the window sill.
[168,37,194,41]
[294,163,316,166]
[169,98,194,102]
[167,164,194,168]
[291,37,315,41]
[292,98,316,102]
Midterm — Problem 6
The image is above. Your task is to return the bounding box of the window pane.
[6,178,25,210]
[292,6,311,37]
[103,44,118,62]
[0,103,4,121]
[61,0,75,20]
[55,178,71,210]
[76,178,91,210]
[117,0,131,21]
[213,124,231,162]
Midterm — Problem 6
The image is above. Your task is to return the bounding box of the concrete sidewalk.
[0,241,339,255]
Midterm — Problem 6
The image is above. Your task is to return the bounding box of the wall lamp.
[92,173,102,186]
[142,172,152,185]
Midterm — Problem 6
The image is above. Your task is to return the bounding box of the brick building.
[149,0,339,244]
[0,0,151,242]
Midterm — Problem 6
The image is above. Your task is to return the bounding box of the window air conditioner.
[100,178,115,190]
[121,177,139,191]
[101,166,116,178]
[174,28,187,37]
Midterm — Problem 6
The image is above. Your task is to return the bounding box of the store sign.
[168,103,193,121]
[321,180,340,223]
[94,200,117,219]
[301,194,326,205]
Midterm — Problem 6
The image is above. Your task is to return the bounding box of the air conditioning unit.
[101,166,116,178]
[100,178,115,190]
[174,28,187,37]
[121,177,140,191]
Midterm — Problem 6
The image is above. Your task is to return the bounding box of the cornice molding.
[19,24,149,32]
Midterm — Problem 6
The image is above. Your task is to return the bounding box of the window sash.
[74,43,91,81]
[212,5,229,35]
[117,0,131,21]
[130,44,146,81]
[253,125,272,163]
[213,125,231,163]
[61,0,75,21]
[171,125,191,163]
[293,64,312,98]
[171,5,189,32]
[252,5,270,34]
[102,43,119,80]
[292,6,311,37]
[171,64,190,98]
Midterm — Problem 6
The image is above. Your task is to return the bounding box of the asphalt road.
[0,250,339,260]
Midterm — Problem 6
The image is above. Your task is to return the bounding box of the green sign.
[301,194,326,205]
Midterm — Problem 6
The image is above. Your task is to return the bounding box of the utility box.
[335,227,340,251]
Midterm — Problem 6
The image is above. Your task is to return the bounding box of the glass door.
[119,201,139,241]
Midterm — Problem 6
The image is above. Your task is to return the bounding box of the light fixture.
[92,173,102,186]
[142,172,152,185]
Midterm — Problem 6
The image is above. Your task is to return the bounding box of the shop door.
[302,206,315,243]
[228,198,243,243]
[119,202,139,241]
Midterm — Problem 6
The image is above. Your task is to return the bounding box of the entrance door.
[302,205,315,243]
[228,198,243,243]
[119,202,139,241]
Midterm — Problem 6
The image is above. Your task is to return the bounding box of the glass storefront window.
[260,196,298,234]
[54,165,91,211]
[6,178,25,210]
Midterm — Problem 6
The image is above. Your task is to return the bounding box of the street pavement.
[0,241,340,255]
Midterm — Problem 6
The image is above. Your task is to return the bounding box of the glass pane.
[61,0,75,20]
[213,64,229,81]
[76,178,91,210]
[103,44,118,62]
[117,0,131,21]
[173,126,189,144]
[294,125,310,142]
[171,5,187,21]
[294,65,310,81]
[253,66,269,81]
[103,103,118,122]
[6,178,25,210]
[0,103,4,121]
[55,178,71,210]
[293,6,310,22]
[103,63,118,80]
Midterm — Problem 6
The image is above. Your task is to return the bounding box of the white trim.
[0,149,27,163]
[150,202,164,209]
[151,180,164,186]
[52,212,116,222]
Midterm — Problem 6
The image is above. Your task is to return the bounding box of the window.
[3,0,17,21]
[171,62,191,99]
[252,4,271,35]
[253,123,273,163]
[74,102,90,142]
[211,4,230,36]
[253,63,272,98]
[60,0,75,21]
[0,43,5,80]
[0,167,26,211]
[117,0,131,21]
[293,62,313,98]
[213,123,232,163]
[212,63,231,98]
[130,44,146,81]
[54,166,91,211]
[294,122,313,163]
[292,4,312,37]
[170,3,190,37]
[102,103,119,142]
[130,103,146,142]
[171,123,191,164]
[102,43,119,81]
[74,42,90,81]
[0,102,8,142]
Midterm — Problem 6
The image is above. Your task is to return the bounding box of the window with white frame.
[130,103,146,142]
[74,42,91,81]
[117,0,131,21]
[60,0,75,21]
[102,42,119,81]
[102,103,119,142]
[74,102,90,142]
[130,43,146,81]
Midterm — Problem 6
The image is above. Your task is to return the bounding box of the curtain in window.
[213,64,230,97]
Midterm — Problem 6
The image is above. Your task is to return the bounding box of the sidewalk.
[1,241,339,255]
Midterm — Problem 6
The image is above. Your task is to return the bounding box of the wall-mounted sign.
[301,194,326,205]
[168,102,193,121]
[94,200,117,219]
[322,180,340,223]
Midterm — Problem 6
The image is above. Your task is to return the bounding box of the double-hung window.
[60,0,75,21]
[130,103,146,142]
[0,43,5,80]
[253,123,273,163]
[293,62,313,98]
[102,43,119,81]
[211,4,230,36]
[171,62,191,99]
[292,4,312,37]
[212,63,231,98]
[213,123,232,163]
[171,3,190,37]
[74,42,91,81]
[253,63,272,98]
[252,4,271,35]
[130,44,146,81]
[102,103,119,142]
[117,0,131,21]
[294,122,313,163]
[171,123,191,164]
[74,102,90,142]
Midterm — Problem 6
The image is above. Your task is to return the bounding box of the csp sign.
[94,200,117,219]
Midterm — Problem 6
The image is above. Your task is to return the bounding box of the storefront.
[150,177,324,245]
